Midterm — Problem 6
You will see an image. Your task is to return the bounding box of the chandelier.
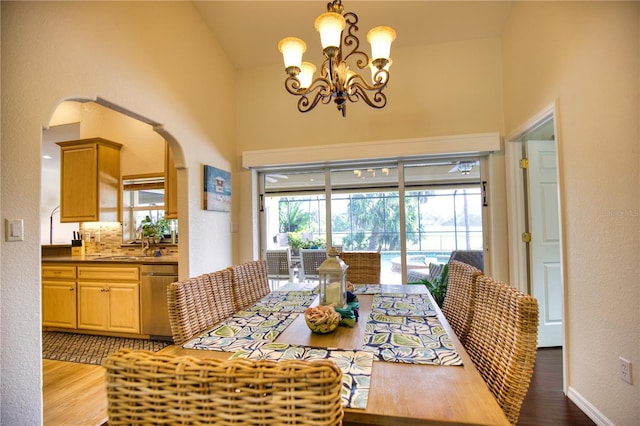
[277,0,396,117]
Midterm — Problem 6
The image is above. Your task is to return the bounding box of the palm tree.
[278,199,311,233]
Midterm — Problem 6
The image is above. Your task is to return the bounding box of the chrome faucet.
[141,239,150,256]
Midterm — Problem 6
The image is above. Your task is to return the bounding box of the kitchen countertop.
[42,254,178,265]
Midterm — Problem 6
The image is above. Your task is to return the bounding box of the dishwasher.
[140,264,178,341]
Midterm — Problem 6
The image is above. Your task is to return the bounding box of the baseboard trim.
[567,386,613,426]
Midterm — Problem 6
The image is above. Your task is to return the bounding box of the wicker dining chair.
[339,251,381,284]
[300,249,327,282]
[166,268,235,345]
[464,275,539,425]
[265,249,293,289]
[441,260,483,346]
[229,259,271,311]
[103,349,344,426]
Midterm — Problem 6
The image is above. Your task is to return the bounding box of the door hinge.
[519,158,529,169]
[522,232,532,243]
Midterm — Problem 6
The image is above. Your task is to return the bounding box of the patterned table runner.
[246,291,317,313]
[231,342,373,410]
[351,284,382,295]
[371,293,437,317]
[183,311,298,352]
[184,290,317,352]
[362,313,463,366]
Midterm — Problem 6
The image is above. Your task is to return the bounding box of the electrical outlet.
[620,357,632,385]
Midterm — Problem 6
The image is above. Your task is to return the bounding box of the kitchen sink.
[95,255,155,261]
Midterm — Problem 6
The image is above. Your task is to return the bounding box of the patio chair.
[166,268,235,345]
[449,250,484,271]
[103,349,344,425]
[229,259,271,311]
[339,251,381,284]
[266,248,293,289]
[441,260,482,346]
[300,249,327,282]
[464,275,538,424]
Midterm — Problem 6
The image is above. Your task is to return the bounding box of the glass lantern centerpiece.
[318,247,348,308]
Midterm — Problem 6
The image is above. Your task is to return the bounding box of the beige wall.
[503,2,639,423]
[79,102,165,176]
[0,2,235,423]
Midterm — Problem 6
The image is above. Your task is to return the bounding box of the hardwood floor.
[43,359,107,426]
[518,348,595,426]
[43,347,594,425]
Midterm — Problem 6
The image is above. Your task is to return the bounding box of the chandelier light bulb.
[367,26,396,64]
[278,37,307,75]
[315,12,346,55]
[298,62,317,89]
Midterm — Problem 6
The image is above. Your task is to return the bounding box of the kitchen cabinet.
[164,141,178,219]
[77,266,140,334]
[42,265,77,329]
[57,138,122,223]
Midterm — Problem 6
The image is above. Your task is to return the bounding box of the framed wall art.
[203,165,231,212]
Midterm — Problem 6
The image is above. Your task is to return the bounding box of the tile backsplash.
[79,222,177,256]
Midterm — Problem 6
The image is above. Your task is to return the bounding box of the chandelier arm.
[347,81,388,109]
[341,12,370,70]
[347,71,390,92]
[283,76,334,113]
[284,75,330,96]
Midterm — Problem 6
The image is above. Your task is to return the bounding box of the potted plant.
[141,216,165,243]
[409,263,449,308]
[287,232,304,256]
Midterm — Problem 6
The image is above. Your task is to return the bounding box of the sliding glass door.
[260,159,483,284]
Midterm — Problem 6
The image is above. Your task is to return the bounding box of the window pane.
[404,162,482,274]
[122,176,167,242]
[330,166,399,284]
[263,171,326,251]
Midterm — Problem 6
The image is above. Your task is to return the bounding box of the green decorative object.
[141,216,168,241]
[412,263,449,308]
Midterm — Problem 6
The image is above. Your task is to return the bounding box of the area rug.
[43,331,170,365]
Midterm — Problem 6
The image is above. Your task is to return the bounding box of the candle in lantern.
[325,281,342,306]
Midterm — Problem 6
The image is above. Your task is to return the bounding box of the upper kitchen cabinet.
[57,138,122,223]
[164,142,178,219]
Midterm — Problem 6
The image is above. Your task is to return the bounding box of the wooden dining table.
[160,284,509,425]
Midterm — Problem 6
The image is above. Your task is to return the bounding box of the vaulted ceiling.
[192,1,513,70]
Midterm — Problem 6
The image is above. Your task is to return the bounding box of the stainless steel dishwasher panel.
[140,264,178,340]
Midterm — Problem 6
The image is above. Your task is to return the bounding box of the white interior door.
[527,140,563,347]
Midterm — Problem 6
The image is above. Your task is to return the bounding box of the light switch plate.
[5,219,24,242]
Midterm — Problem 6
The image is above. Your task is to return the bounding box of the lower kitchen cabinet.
[77,266,140,334]
[42,265,77,329]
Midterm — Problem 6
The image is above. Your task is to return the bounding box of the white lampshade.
[366,26,396,61]
[315,12,346,50]
[278,37,307,69]
[298,62,317,89]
